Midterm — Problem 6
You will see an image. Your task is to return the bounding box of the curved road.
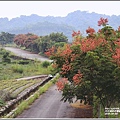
[4,47,52,62]
[17,85,76,118]
[4,47,92,118]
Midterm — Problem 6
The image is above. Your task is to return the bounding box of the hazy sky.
[0,1,120,20]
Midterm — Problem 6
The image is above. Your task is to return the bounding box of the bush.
[2,57,11,63]
[2,50,11,63]
[41,61,50,68]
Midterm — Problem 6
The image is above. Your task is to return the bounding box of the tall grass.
[11,64,24,73]
[0,60,54,80]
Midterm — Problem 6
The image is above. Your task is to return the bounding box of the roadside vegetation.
[0,47,55,108]
[0,47,54,80]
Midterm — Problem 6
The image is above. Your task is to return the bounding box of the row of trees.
[0,31,68,55]
[13,32,68,54]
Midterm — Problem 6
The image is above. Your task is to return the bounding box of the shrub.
[2,57,11,63]
[41,61,50,68]
[2,51,11,63]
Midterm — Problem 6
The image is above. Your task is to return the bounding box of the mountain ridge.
[0,10,120,42]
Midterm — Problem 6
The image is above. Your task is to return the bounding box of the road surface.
[17,84,77,118]
[4,47,52,62]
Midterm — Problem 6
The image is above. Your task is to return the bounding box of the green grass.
[0,61,53,81]
[0,61,53,79]
[0,48,54,81]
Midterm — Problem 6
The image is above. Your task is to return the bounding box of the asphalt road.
[4,47,52,62]
[17,84,76,118]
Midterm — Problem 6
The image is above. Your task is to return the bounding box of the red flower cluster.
[60,44,72,57]
[86,27,95,35]
[73,70,83,85]
[71,54,78,61]
[56,78,68,91]
[80,38,106,52]
[72,30,80,37]
[45,46,55,57]
[98,17,108,26]
[112,48,120,65]
[61,63,71,74]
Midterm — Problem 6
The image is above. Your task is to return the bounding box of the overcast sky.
[0,1,120,20]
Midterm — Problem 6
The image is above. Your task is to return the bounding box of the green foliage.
[12,64,24,73]
[0,32,15,46]
[37,32,68,55]
[37,35,51,53]
[18,60,30,65]
[54,42,66,48]
[41,61,50,68]
[50,18,120,118]
[2,57,11,63]
[49,32,68,42]
[2,50,11,63]
[0,56,52,81]
[0,99,5,107]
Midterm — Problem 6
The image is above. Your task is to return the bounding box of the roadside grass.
[0,48,54,81]
[0,58,53,81]
[3,73,60,118]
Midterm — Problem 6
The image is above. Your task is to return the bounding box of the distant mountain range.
[0,10,120,42]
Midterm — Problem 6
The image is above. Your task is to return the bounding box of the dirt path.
[4,47,52,62]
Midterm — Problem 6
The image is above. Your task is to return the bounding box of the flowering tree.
[14,33,39,48]
[46,18,120,113]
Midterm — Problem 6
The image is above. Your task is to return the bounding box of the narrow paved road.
[4,47,52,62]
[4,47,93,118]
[17,84,77,118]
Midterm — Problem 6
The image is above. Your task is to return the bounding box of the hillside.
[0,10,120,42]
